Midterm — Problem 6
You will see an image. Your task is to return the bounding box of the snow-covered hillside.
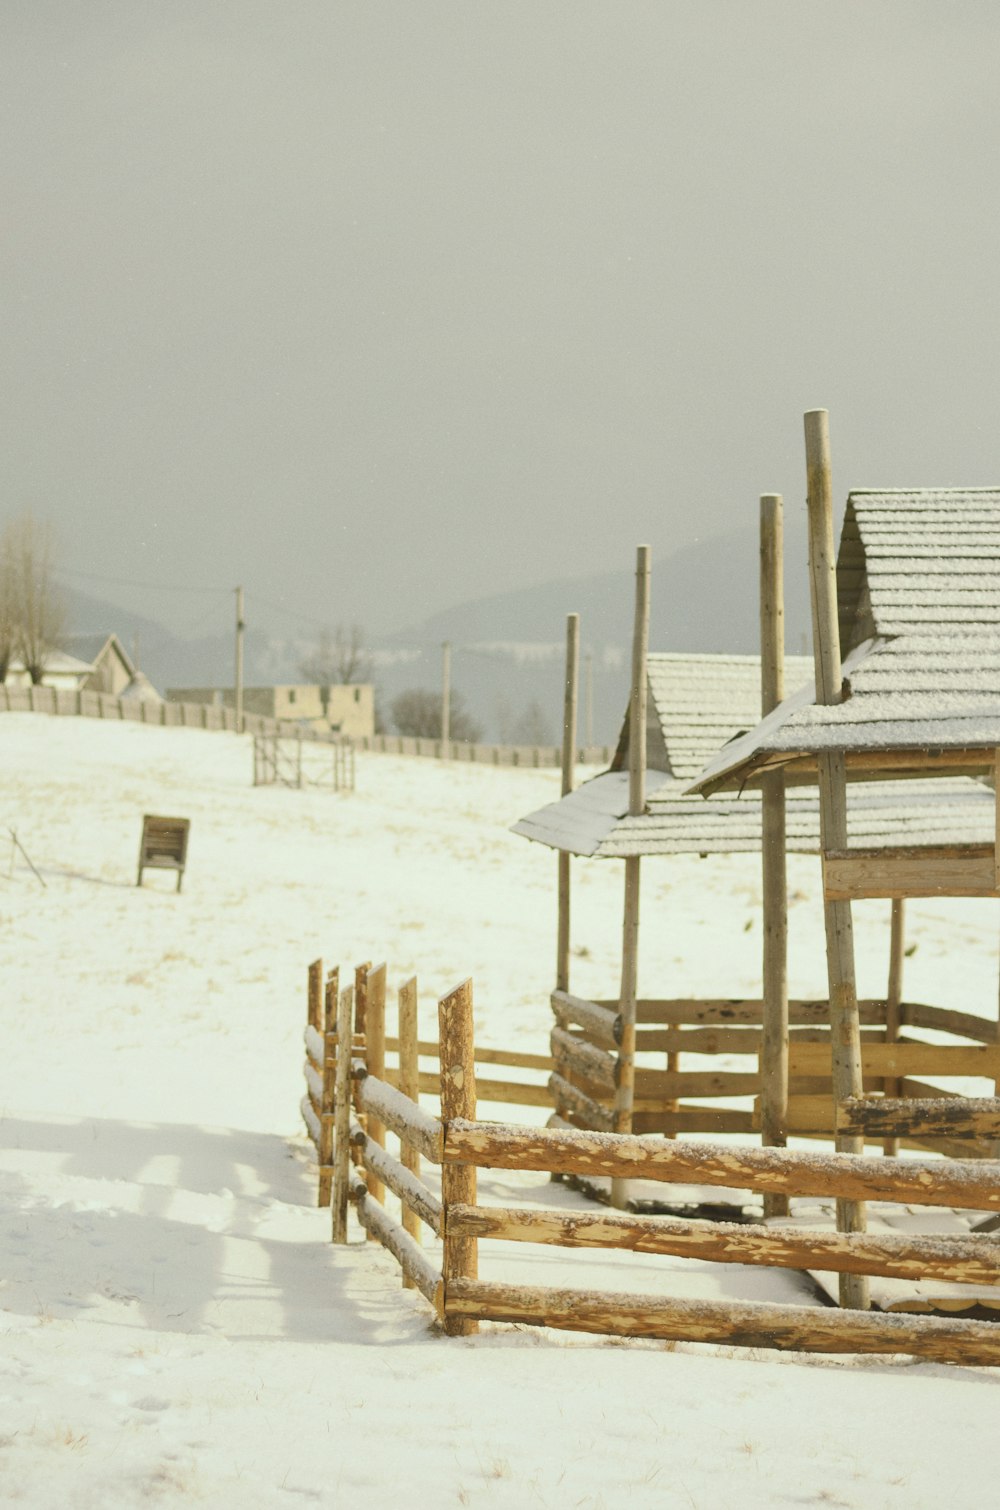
[2,713,999,1508]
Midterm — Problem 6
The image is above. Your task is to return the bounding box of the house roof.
[7,649,95,676]
[511,643,997,857]
[688,489,1000,795]
[60,634,135,676]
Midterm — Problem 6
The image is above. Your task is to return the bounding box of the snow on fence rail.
[301,957,1000,1365]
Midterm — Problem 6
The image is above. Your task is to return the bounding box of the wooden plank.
[355,1073,444,1161]
[551,991,622,1048]
[760,493,789,1216]
[630,1107,756,1135]
[438,980,478,1336]
[630,999,888,1027]
[350,1123,443,1235]
[441,1120,1000,1212]
[837,1097,1000,1139]
[632,1066,761,1097]
[789,1043,1000,1078]
[549,1026,616,1093]
[398,976,422,1276]
[447,1204,1000,1287]
[883,899,905,1154]
[445,1280,1000,1364]
[384,1037,553,1072]
[331,985,354,1244]
[548,1072,614,1132]
[349,1173,443,1314]
[902,1003,997,1043]
[824,847,998,900]
[556,612,579,994]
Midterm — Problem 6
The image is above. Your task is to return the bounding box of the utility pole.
[235,586,245,734]
[584,650,594,749]
[441,640,451,755]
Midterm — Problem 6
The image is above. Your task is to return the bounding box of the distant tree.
[6,512,64,683]
[0,520,15,681]
[391,687,483,743]
[299,623,373,685]
[509,699,552,746]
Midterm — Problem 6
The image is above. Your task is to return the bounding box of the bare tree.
[299,623,373,685]
[510,699,552,746]
[0,520,16,682]
[8,512,64,683]
[391,687,482,742]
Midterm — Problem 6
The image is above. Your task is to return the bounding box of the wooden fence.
[301,958,1000,1365]
[549,989,1000,1161]
[254,732,356,791]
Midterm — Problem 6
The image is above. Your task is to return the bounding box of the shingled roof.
[689,490,1000,796]
[512,644,995,857]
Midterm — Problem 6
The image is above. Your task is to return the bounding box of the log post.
[759,494,789,1217]
[331,985,355,1243]
[805,408,868,1311]
[882,900,906,1156]
[556,613,580,995]
[307,959,323,1032]
[439,979,479,1335]
[354,961,371,1039]
[398,975,421,1285]
[318,966,340,1207]
[612,545,651,1208]
[365,964,387,1216]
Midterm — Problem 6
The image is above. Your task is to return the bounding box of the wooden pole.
[307,959,323,1033]
[804,408,868,1311]
[612,545,651,1208]
[584,650,594,748]
[882,899,906,1156]
[760,494,789,1218]
[318,966,339,1207]
[556,613,580,995]
[398,976,421,1285]
[331,985,354,1243]
[365,963,387,1214]
[438,979,479,1335]
[234,586,245,735]
[441,640,451,756]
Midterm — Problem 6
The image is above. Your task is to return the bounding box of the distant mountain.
[58,522,812,744]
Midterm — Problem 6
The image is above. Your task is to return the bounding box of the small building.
[166,684,375,740]
[4,648,96,691]
[60,634,136,696]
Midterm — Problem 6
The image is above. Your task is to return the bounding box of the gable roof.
[60,634,135,676]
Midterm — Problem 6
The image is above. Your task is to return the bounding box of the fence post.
[399,976,421,1285]
[439,978,479,1335]
[318,967,339,1207]
[332,984,355,1243]
[365,964,387,1216]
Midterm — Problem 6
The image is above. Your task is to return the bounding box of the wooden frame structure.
[136,814,190,892]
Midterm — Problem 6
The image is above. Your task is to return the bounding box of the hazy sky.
[4,3,1000,640]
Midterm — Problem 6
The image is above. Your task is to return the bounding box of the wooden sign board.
[137,814,190,892]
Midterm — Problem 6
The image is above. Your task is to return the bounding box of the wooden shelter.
[686,413,1000,1308]
[514,503,995,1221]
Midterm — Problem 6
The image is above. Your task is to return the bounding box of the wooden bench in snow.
[137,815,190,892]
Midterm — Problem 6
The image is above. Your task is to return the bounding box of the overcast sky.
[4,3,1000,640]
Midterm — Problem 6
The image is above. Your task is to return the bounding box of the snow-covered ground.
[2,712,1000,1508]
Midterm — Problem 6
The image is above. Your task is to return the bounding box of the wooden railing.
[303,959,1000,1366]
[548,990,1000,1159]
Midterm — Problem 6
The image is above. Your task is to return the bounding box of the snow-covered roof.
[512,644,998,857]
[6,649,95,677]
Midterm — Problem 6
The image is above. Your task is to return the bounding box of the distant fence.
[302,956,1000,1366]
[354,733,613,768]
[0,684,613,767]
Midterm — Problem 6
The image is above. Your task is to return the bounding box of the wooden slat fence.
[303,959,1000,1366]
[549,990,1000,1158]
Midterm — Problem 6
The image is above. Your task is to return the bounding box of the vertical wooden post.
[234,586,245,735]
[612,545,651,1208]
[365,964,387,1214]
[760,494,790,1218]
[439,979,479,1335]
[398,977,421,1284]
[584,649,594,749]
[882,900,906,1156]
[557,613,580,995]
[331,984,354,1244]
[318,966,340,1207]
[354,961,370,1039]
[441,641,452,757]
[307,959,323,1032]
[805,408,869,1311]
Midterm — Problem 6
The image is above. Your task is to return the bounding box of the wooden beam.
[438,980,478,1335]
[837,1097,1000,1140]
[760,492,789,1216]
[355,1073,445,1162]
[550,991,622,1047]
[549,1026,616,1093]
[444,1280,1000,1364]
[331,985,355,1244]
[397,975,422,1278]
[556,612,580,994]
[789,1042,1000,1078]
[364,963,388,1213]
[440,1120,1000,1212]
[350,1122,443,1235]
[824,847,998,900]
[350,1174,444,1314]
[446,1203,1000,1286]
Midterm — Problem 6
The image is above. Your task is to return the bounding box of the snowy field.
[2,712,1000,1507]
